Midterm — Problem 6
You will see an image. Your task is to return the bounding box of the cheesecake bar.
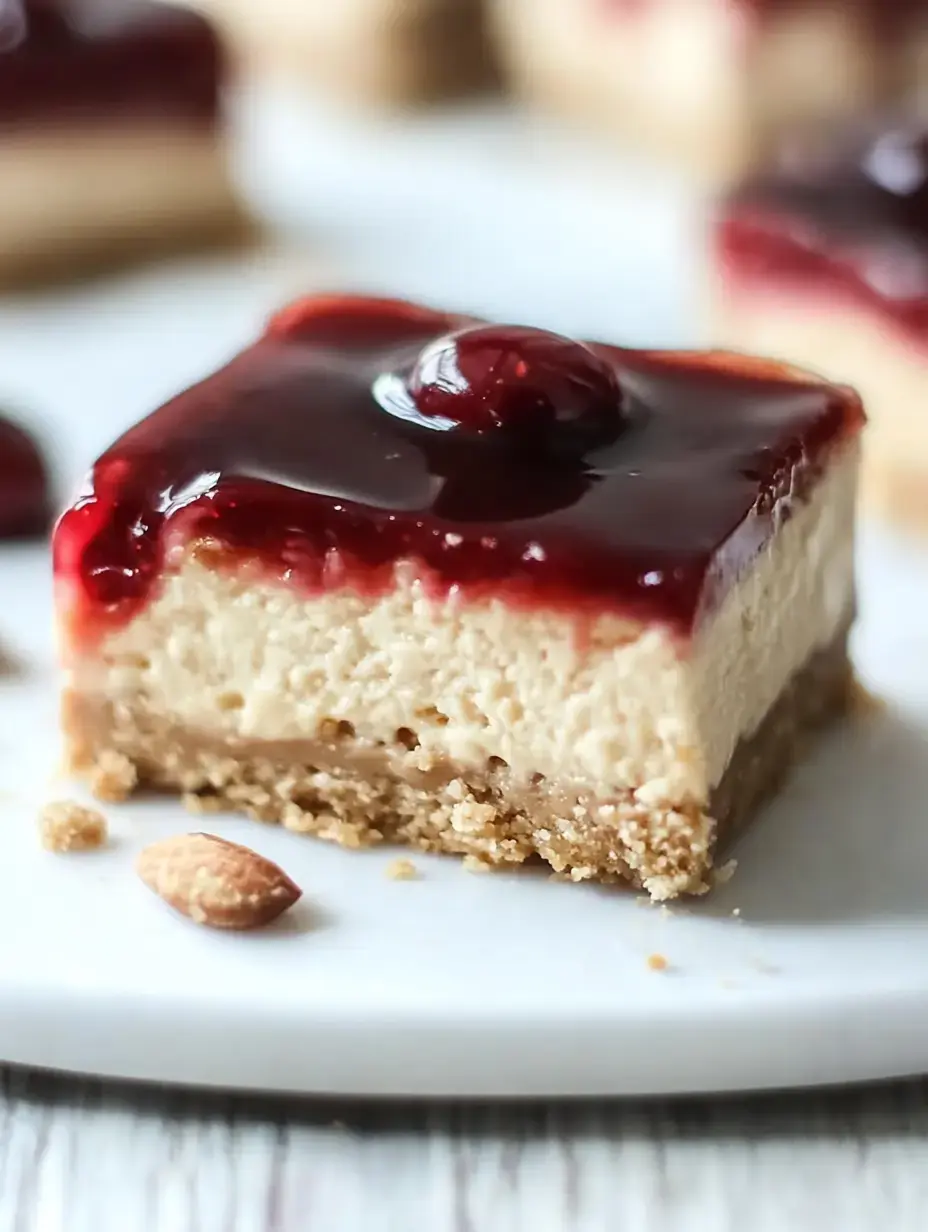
[489,0,923,182]
[53,295,863,899]
[186,0,495,107]
[712,119,928,527]
[0,415,50,539]
[0,0,247,287]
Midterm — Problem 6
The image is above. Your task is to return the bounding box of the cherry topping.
[267,294,459,348]
[382,325,627,457]
[0,415,50,539]
[52,294,864,648]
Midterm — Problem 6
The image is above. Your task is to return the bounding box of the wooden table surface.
[3,1069,927,1231]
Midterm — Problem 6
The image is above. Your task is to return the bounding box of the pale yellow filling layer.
[63,449,857,807]
[0,124,236,268]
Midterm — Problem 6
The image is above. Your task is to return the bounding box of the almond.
[137,833,302,930]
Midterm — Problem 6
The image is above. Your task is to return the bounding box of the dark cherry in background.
[54,296,863,644]
[722,120,928,338]
[0,416,51,539]
[733,122,928,242]
[0,0,222,127]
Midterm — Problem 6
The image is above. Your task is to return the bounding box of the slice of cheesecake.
[53,295,863,900]
[186,0,496,107]
[0,0,247,287]
[489,0,921,182]
[712,119,928,527]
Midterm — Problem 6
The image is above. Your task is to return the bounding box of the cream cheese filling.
[63,447,857,807]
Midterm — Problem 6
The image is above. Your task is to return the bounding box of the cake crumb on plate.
[850,677,886,718]
[386,858,419,881]
[39,800,107,852]
[647,953,669,972]
[462,854,493,874]
[712,859,738,887]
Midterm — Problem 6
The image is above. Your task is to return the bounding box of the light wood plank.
[2,1070,928,1231]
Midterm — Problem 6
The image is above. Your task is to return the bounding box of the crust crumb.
[39,800,107,852]
[849,677,886,718]
[751,958,780,975]
[386,857,419,881]
[0,644,23,677]
[182,791,224,816]
[712,859,738,887]
[646,953,669,972]
[462,854,493,874]
[89,750,138,803]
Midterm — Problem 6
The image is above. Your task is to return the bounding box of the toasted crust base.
[63,626,853,900]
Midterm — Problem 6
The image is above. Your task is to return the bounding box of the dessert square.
[53,295,864,899]
[489,0,921,182]
[186,0,495,107]
[711,120,928,528]
[0,0,248,287]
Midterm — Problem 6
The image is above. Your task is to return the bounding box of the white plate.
[0,95,926,1098]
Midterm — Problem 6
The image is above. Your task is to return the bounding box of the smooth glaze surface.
[53,296,861,643]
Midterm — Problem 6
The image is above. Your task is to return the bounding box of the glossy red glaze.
[0,415,50,538]
[53,295,863,646]
[0,0,223,127]
[395,324,627,452]
[719,121,928,342]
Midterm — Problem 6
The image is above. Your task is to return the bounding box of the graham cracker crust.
[63,629,853,901]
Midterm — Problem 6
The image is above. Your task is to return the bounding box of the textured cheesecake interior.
[711,286,928,527]
[62,447,858,900]
[0,124,247,287]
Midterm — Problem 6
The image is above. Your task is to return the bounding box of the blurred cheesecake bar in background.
[0,0,247,287]
[489,0,928,181]
[54,294,863,900]
[712,120,928,528]
[186,0,495,107]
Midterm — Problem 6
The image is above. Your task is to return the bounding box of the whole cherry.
[0,415,50,539]
[399,325,627,457]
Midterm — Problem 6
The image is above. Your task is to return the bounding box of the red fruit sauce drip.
[53,295,863,646]
[0,0,223,127]
[0,415,50,538]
